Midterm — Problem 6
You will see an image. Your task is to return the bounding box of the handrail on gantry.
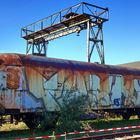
[21,2,109,39]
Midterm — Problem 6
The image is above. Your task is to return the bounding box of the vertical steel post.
[26,42,28,55]
[86,21,90,62]
[32,42,34,55]
[100,25,105,64]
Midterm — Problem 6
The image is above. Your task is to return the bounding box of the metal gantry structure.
[21,2,109,63]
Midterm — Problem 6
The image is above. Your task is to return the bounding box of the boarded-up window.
[7,67,20,89]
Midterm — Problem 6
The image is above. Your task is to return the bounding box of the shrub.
[56,93,89,132]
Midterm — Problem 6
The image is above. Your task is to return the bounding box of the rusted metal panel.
[3,67,24,110]
[25,66,44,98]
[123,75,135,107]
[0,54,22,66]
[23,66,45,110]
[4,89,20,109]
[6,67,21,89]
[0,64,44,112]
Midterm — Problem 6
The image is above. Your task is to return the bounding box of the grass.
[0,122,53,140]
[0,116,140,140]
[85,115,139,130]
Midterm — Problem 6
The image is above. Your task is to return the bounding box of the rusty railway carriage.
[0,53,140,128]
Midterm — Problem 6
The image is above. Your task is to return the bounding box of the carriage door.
[0,71,6,112]
[109,75,123,108]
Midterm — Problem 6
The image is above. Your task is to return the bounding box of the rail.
[72,130,140,140]
[15,125,140,140]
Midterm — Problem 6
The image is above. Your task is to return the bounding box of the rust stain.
[0,54,140,76]
[5,90,18,109]
[123,75,135,106]
[64,70,75,90]
[33,66,58,80]
[25,66,44,98]
[6,67,21,89]
[124,75,134,93]
[98,73,109,96]
[0,54,22,66]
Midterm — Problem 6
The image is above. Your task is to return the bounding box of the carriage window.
[44,74,57,90]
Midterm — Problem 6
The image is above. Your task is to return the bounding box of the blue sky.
[0,0,140,65]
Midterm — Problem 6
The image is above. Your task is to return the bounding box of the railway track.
[71,129,140,140]
[12,125,140,140]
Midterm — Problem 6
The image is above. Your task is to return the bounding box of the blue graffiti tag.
[114,98,120,106]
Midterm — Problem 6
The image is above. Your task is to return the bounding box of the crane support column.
[86,21,90,62]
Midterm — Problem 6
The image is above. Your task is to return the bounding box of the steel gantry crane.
[21,2,109,64]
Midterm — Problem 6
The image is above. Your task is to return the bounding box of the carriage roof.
[0,53,140,76]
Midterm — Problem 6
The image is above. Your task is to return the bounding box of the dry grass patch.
[0,122,28,132]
